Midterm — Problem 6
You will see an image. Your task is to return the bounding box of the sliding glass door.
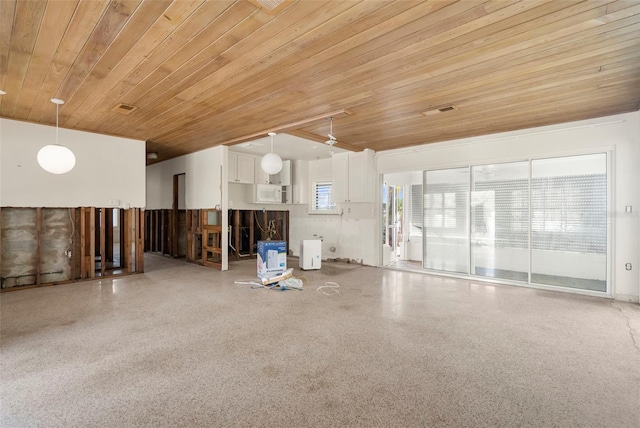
[471,162,529,281]
[423,168,469,274]
[422,153,608,293]
[530,154,607,292]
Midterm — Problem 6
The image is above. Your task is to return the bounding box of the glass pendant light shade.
[261,152,283,175]
[38,98,75,174]
[37,144,76,174]
[261,132,282,174]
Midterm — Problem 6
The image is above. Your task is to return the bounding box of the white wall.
[145,156,186,209]
[145,146,224,210]
[288,158,378,265]
[1,118,145,208]
[377,111,640,302]
[145,145,227,269]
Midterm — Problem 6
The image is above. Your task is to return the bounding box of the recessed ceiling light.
[0,90,6,95]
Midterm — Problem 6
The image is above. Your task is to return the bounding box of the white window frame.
[310,180,339,214]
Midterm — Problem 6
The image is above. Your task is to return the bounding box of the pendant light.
[261,132,283,174]
[37,98,76,174]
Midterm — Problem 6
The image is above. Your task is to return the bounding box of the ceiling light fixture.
[261,132,283,174]
[37,99,76,174]
[146,152,158,160]
[0,89,6,95]
[326,117,337,154]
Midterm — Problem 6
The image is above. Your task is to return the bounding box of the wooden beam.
[285,129,363,152]
[222,109,352,147]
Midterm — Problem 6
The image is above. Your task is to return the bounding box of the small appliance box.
[257,240,287,279]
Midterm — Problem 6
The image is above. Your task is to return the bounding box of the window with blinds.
[314,181,336,211]
[410,184,423,235]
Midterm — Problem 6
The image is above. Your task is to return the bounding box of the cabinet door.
[228,152,238,182]
[292,160,309,205]
[347,152,366,202]
[331,152,349,203]
[236,153,255,184]
[280,160,292,185]
[254,157,270,184]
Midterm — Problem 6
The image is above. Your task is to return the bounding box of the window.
[314,181,336,211]
[410,184,423,235]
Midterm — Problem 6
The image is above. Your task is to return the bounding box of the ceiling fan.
[326,116,337,151]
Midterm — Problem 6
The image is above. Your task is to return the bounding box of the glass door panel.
[423,168,469,274]
[471,162,529,281]
[530,154,607,291]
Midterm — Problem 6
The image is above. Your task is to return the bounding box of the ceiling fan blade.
[328,133,336,140]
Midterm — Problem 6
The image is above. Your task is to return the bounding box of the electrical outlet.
[625,263,632,271]
[109,199,120,206]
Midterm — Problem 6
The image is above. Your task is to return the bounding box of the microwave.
[253,184,282,203]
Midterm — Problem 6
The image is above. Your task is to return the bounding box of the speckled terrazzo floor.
[1,254,639,427]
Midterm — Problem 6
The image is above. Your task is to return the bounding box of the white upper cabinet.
[228,152,255,184]
[254,157,270,184]
[255,159,291,185]
[332,149,375,203]
[292,160,309,205]
[270,160,291,185]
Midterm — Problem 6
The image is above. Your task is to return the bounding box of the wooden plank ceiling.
[1,0,639,164]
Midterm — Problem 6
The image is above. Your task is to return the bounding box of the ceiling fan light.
[37,144,76,174]
[261,152,283,175]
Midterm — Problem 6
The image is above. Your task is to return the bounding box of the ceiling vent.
[421,104,458,116]
[112,103,138,115]
[249,0,291,14]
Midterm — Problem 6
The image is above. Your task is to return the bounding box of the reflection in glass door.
[421,153,608,294]
[471,162,529,281]
[531,154,607,292]
[423,168,469,274]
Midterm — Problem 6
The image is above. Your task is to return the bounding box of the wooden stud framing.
[136,208,144,272]
[35,208,42,285]
[100,208,106,277]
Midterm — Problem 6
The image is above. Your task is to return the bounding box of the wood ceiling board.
[135,1,492,143]
[26,0,112,122]
[0,0,47,117]
[295,13,640,137]
[2,0,639,159]
[95,1,269,133]
[123,1,404,143]
[0,0,17,91]
[11,0,78,119]
[57,0,175,125]
[50,0,144,121]
[311,39,640,137]
[63,0,213,129]
[108,0,343,137]
[186,0,620,135]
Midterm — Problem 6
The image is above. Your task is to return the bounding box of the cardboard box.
[257,240,287,279]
